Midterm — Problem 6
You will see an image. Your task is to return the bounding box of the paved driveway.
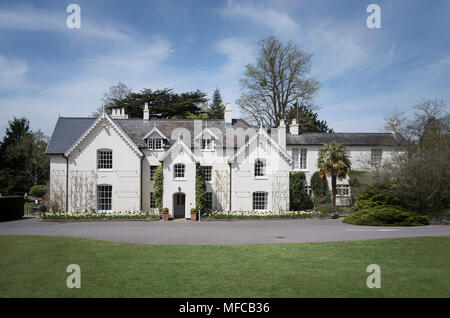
[0,217,449,244]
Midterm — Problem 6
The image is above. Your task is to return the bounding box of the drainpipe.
[228,162,232,211]
[64,155,69,212]
[140,156,144,211]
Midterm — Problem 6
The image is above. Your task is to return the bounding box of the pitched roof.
[286,132,399,146]
[228,127,293,163]
[46,117,252,154]
[63,112,143,157]
[46,117,96,154]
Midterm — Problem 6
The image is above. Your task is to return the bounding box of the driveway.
[0,217,449,244]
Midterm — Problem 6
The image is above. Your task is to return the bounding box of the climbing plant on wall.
[153,166,164,210]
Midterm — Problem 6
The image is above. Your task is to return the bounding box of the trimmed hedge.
[343,205,429,226]
[0,196,24,221]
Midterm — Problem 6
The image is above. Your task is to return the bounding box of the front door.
[174,193,185,218]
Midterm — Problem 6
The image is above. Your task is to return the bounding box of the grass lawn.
[0,235,449,298]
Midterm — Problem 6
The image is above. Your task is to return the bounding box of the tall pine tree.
[287,103,333,133]
[208,88,225,119]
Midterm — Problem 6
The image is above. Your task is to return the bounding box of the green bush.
[0,196,24,221]
[29,185,46,198]
[290,172,313,210]
[343,205,429,226]
[311,172,329,200]
[353,184,406,211]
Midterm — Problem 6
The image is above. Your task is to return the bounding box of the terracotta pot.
[163,212,169,221]
[190,211,198,221]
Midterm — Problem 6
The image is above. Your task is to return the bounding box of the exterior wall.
[66,117,142,212]
[49,155,67,211]
[231,134,290,211]
[141,148,164,211]
[195,146,231,211]
[286,144,400,206]
[162,147,196,218]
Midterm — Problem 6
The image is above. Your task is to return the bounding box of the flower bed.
[201,210,322,220]
[41,211,161,221]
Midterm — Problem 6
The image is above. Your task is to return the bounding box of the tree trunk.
[331,175,337,207]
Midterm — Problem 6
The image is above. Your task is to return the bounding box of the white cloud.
[0,55,27,79]
[222,1,300,37]
[0,6,130,42]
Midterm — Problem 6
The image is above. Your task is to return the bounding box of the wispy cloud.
[0,6,130,41]
[221,0,300,37]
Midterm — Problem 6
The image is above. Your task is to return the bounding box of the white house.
[45,103,399,218]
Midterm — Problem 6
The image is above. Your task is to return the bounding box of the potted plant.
[162,208,169,221]
[190,208,198,221]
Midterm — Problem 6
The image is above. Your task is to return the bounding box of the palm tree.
[317,142,352,207]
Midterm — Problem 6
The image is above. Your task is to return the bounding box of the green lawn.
[0,235,449,298]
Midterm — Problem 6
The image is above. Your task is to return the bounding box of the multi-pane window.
[201,166,212,181]
[254,159,266,177]
[337,185,350,197]
[97,149,113,169]
[205,192,213,211]
[201,138,213,150]
[150,165,158,180]
[253,192,268,210]
[371,148,382,165]
[292,148,307,170]
[97,185,112,211]
[148,137,163,150]
[174,164,185,179]
[150,192,156,208]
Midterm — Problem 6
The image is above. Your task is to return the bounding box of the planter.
[163,212,169,221]
[190,211,198,221]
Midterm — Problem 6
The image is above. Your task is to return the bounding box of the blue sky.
[0,0,449,137]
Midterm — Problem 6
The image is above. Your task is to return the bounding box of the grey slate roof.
[46,117,96,154]
[45,117,251,154]
[286,132,399,146]
[46,116,399,155]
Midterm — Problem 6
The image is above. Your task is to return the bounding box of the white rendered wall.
[231,134,290,211]
[66,117,142,212]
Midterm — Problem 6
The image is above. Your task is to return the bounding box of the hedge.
[0,196,24,221]
[343,205,429,226]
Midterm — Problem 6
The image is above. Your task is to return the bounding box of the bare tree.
[237,36,320,127]
[93,82,132,116]
[384,99,450,212]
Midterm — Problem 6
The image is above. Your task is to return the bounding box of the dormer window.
[201,138,213,150]
[148,137,163,150]
[195,128,218,151]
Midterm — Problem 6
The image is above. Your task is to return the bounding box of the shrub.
[153,166,164,210]
[353,184,406,211]
[343,205,429,226]
[190,208,197,213]
[0,196,24,221]
[29,185,46,198]
[162,208,169,213]
[311,172,329,200]
[290,172,314,210]
[195,165,207,213]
